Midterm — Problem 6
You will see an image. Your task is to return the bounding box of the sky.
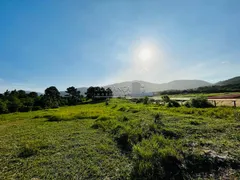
[0,0,240,92]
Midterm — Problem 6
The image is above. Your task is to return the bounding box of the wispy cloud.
[221,61,230,64]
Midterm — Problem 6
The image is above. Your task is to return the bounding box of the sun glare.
[138,48,152,60]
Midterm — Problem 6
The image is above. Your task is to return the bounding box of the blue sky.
[0,0,240,92]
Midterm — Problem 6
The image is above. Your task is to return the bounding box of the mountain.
[60,87,88,96]
[216,76,240,86]
[24,91,43,96]
[103,80,211,95]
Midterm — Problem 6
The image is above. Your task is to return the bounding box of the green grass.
[0,98,240,179]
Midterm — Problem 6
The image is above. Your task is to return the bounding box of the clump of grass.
[128,107,139,113]
[46,115,73,121]
[17,144,38,158]
[132,135,184,179]
[190,120,201,125]
[118,106,127,112]
[161,128,183,139]
[111,104,117,109]
[154,113,164,126]
[117,116,129,122]
[75,114,99,119]
[97,115,112,121]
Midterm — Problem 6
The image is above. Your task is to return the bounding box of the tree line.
[0,86,113,114]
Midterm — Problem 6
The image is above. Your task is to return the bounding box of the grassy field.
[0,98,240,179]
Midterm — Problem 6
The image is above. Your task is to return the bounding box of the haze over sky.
[1,0,240,92]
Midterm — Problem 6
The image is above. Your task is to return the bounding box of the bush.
[184,101,191,108]
[166,100,180,107]
[162,95,170,103]
[32,106,42,111]
[143,96,149,104]
[190,96,214,108]
[19,106,32,112]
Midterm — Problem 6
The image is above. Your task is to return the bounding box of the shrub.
[105,98,109,105]
[19,106,32,112]
[184,101,191,108]
[190,96,214,108]
[136,98,143,103]
[162,95,170,103]
[166,100,180,107]
[143,96,149,104]
[32,106,42,111]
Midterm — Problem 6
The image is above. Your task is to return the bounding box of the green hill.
[216,76,240,86]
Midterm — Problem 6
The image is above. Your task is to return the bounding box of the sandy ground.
[208,99,240,107]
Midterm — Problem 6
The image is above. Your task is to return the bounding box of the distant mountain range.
[103,80,212,95]
[59,76,240,96]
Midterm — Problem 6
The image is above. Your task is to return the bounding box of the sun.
[138,48,152,61]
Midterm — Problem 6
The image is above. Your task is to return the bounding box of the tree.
[65,86,81,105]
[0,94,4,99]
[7,97,22,112]
[9,90,18,97]
[86,86,95,100]
[99,87,104,96]
[18,90,27,98]
[28,92,38,99]
[20,97,34,112]
[4,90,10,97]
[106,88,113,97]
[0,100,8,114]
[43,86,60,108]
[94,87,101,97]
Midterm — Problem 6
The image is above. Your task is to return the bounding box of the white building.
[132,82,141,96]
